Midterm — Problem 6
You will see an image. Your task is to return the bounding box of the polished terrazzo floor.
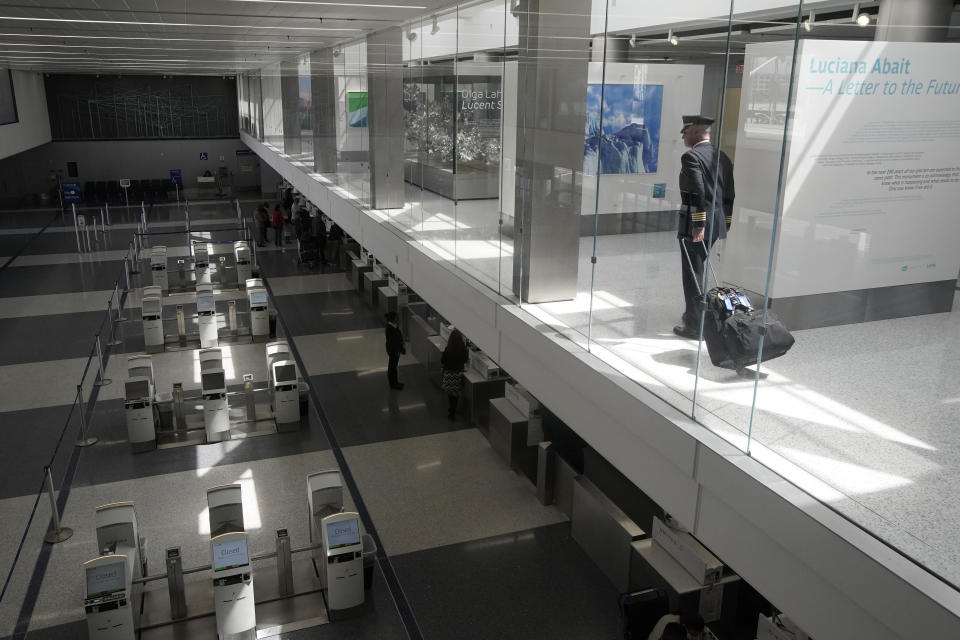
[0,200,616,640]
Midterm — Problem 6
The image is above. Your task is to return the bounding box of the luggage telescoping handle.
[680,238,722,298]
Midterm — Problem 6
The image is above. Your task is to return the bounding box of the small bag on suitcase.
[683,242,795,373]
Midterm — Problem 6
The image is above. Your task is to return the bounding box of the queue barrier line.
[7,204,141,639]
[262,276,425,640]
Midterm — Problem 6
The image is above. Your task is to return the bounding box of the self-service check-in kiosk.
[199,347,222,371]
[124,377,156,452]
[194,242,211,285]
[265,340,290,378]
[246,278,263,291]
[202,367,230,442]
[143,285,162,302]
[211,532,255,640]
[141,295,164,353]
[127,354,154,384]
[248,288,269,342]
[234,241,252,287]
[84,502,143,640]
[150,246,168,291]
[197,289,218,348]
[207,485,256,639]
[308,470,343,546]
[84,555,137,640]
[271,360,299,427]
[320,512,364,619]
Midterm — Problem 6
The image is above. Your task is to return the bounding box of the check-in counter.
[488,397,539,483]
[462,369,508,431]
[425,335,446,380]
[363,270,388,308]
[408,312,438,368]
[349,256,371,290]
[341,241,360,271]
[629,538,740,637]
[402,301,428,338]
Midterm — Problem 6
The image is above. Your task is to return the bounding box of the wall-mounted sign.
[62,183,82,203]
[200,152,209,160]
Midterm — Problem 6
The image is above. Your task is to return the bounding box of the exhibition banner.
[727,40,960,298]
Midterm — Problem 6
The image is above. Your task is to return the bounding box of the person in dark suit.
[674,115,735,339]
[384,311,405,390]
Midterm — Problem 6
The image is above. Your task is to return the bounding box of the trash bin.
[361,533,376,591]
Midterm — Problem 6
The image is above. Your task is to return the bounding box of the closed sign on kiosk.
[327,519,360,550]
[86,562,124,598]
[213,537,249,572]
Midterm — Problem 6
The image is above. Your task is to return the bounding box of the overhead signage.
[62,183,82,203]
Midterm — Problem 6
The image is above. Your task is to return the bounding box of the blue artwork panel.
[584,84,663,175]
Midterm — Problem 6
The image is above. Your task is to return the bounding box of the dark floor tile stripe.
[10,243,133,640]
[0,212,60,273]
[263,277,424,640]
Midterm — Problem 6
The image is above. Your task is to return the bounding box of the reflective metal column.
[366,27,406,210]
[511,0,590,303]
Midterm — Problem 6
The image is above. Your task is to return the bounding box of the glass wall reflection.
[238,0,960,589]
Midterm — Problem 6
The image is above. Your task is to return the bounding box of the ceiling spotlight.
[667,29,678,46]
[851,3,870,26]
[510,0,521,18]
[430,15,439,35]
[629,34,636,47]
[406,26,417,41]
[803,9,815,32]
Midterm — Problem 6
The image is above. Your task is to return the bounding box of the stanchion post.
[94,334,112,387]
[107,300,123,346]
[75,385,98,447]
[123,256,131,291]
[43,466,74,544]
[105,202,111,226]
[114,280,128,322]
[72,204,82,253]
[128,241,140,274]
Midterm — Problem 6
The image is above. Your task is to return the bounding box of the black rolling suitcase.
[683,242,795,373]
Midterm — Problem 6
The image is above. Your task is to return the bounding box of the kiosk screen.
[142,298,161,315]
[96,522,136,550]
[250,291,267,306]
[201,371,225,391]
[125,379,150,400]
[86,561,125,598]
[326,518,361,549]
[210,503,244,536]
[274,364,296,383]
[213,537,249,571]
[197,295,215,313]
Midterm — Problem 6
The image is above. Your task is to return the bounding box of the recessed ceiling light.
[0,16,360,32]
[224,0,426,8]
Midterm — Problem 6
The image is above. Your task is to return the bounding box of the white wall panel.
[0,71,52,161]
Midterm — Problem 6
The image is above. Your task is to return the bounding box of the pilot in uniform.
[674,115,735,339]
